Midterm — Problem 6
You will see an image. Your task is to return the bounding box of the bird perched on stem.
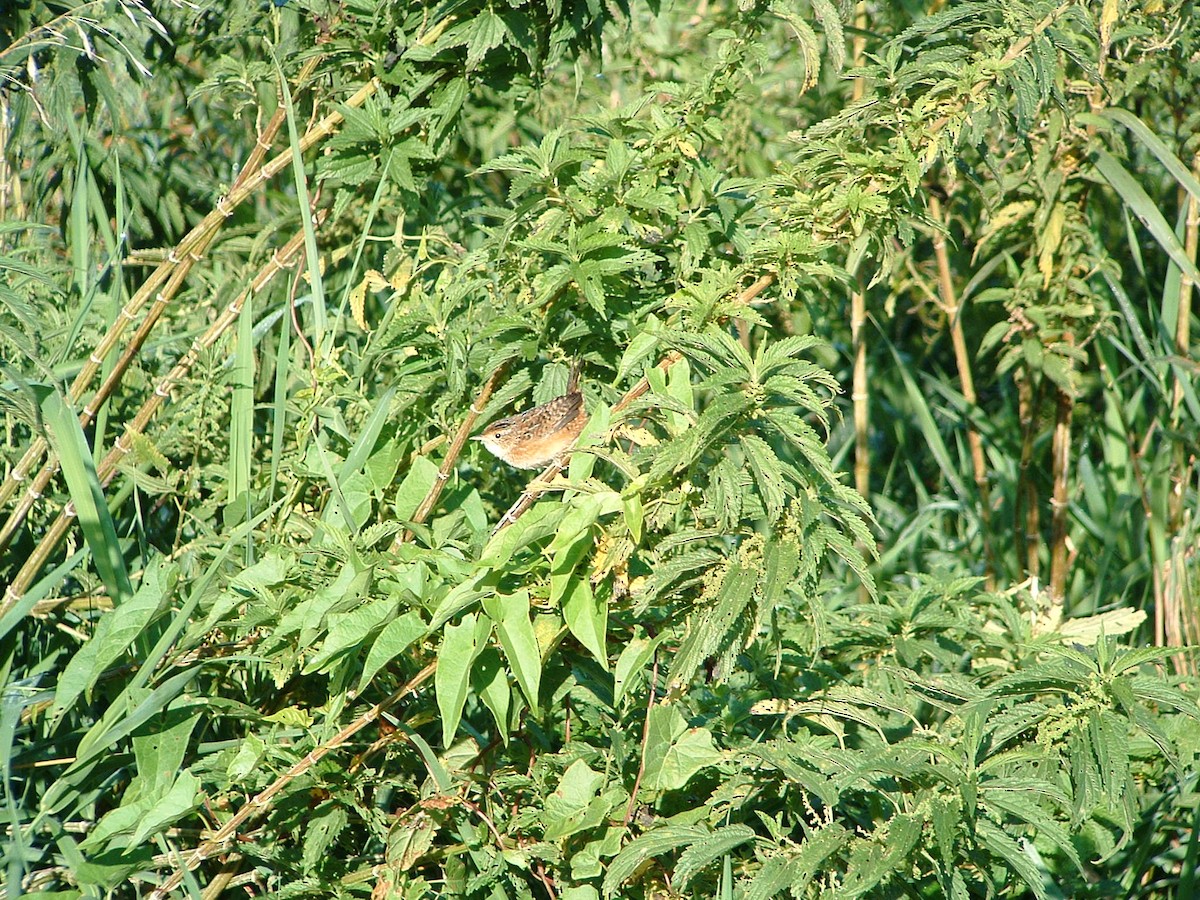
[473,363,587,469]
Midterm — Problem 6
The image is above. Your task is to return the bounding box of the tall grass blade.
[41,389,132,604]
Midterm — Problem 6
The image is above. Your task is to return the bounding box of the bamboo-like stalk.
[928,195,996,589]
[146,662,436,900]
[848,2,872,604]
[1047,382,1074,606]
[1164,153,1199,670]
[0,64,373,518]
[851,294,869,493]
[1168,154,1198,527]
[1,216,324,613]
[0,92,18,222]
[1014,372,1041,582]
[850,1,869,509]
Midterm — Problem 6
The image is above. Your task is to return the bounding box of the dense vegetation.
[2,1,1199,897]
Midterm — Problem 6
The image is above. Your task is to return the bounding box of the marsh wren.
[473,364,588,469]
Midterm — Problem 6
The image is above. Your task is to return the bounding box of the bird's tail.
[566,358,582,393]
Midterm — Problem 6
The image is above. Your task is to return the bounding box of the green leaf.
[302,804,349,873]
[740,433,786,523]
[1100,108,1200,206]
[543,759,611,841]
[304,596,400,675]
[614,635,659,707]
[673,824,756,889]
[670,556,758,687]
[603,825,711,896]
[642,704,722,792]
[975,818,1048,900]
[471,647,511,737]
[359,611,427,691]
[41,388,133,603]
[129,770,201,847]
[227,291,254,527]
[480,502,567,569]
[53,560,178,717]
[1093,148,1200,285]
[745,824,850,900]
[395,455,442,521]
[561,575,607,669]
[435,612,483,747]
[429,570,495,630]
[484,592,542,708]
[82,769,200,851]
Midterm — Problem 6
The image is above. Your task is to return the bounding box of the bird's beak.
[470,434,485,441]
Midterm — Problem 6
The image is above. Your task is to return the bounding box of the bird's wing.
[551,391,584,430]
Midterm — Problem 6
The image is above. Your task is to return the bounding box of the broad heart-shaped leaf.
[483,592,541,708]
[435,612,486,748]
[642,704,722,793]
[542,759,612,841]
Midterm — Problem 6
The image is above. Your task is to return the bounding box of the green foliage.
[2,1,1199,898]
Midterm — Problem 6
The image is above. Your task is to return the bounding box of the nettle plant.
[3,2,1199,898]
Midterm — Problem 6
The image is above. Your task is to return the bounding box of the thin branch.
[395,361,510,548]
[148,662,436,900]
[624,650,660,827]
[1047,383,1074,606]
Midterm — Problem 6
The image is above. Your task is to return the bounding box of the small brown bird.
[473,364,588,469]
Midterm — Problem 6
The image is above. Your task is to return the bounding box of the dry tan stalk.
[1163,152,1199,668]
[1169,154,1198,527]
[1047,384,1073,607]
[2,217,322,612]
[849,2,871,602]
[0,61,371,515]
[1015,373,1041,582]
[928,194,996,589]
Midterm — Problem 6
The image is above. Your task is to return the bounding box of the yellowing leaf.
[1038,204,1065,288]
